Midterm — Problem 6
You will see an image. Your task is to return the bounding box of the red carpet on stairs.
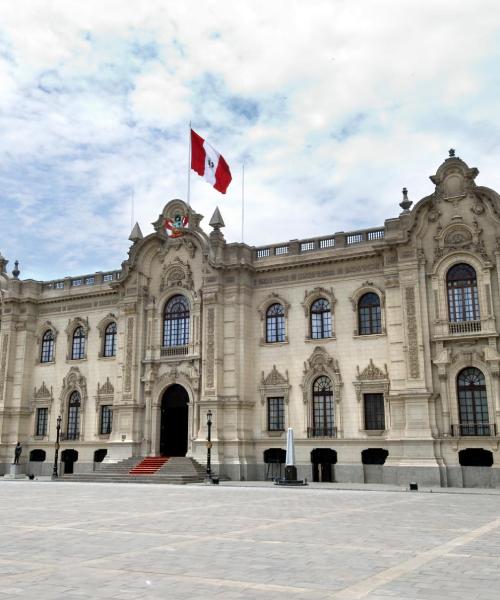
[129,456,169,475]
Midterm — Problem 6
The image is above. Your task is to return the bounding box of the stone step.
[62,456,206,484]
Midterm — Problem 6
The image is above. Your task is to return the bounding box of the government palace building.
[1,151,500,487]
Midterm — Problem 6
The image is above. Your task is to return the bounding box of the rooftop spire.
[129,222,143,243]
[209,206,225,230]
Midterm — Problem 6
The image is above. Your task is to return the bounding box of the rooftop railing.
[254,227,384,260]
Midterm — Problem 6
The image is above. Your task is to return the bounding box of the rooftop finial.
[12,260,20,280]
[0,251,7,274]
[209,206,225,230]
[399,187,412,213]
[449,148,455,157]
[129,222,143,243]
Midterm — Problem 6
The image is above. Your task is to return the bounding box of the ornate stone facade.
[1,153,500,486]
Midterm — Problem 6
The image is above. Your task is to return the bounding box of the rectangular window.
[36,407,48,436]
[100,405,113,435]
[72,279,82,286]
[267,397,285,431]
[364,393,385,430]
[103,273,114,282]
[85,276,95,285]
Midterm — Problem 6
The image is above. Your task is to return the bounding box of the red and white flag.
[191,129,232,194]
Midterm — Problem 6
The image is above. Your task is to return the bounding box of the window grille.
[300,241,315,252]
[319,238,335,248]
[266,303,285,343]
[311,298,332,339]
[100,405,113,435]
[40,330,54,363]
[367,229,384,240]
[36,407,48,436]
[103,322,117,357]
[364,393,385,429]
[256,248,270,258]
[163,295,190,347]
[347,233,363,244]
[358,293,382,335]
[267,397,285,431]
[275,246,289,255]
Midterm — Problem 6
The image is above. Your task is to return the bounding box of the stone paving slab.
[0,480,499,599]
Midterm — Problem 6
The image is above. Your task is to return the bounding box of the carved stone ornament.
[433,222,486,266]
[34,381,52,399]
[160,257,194,292]
[302,287,336,316]
[303,346,340,376]
[36,321,58,344]
[353,360,390,402]
[32,381,53,408]
[261,365,289,387]
[430,155,478,206]
[356,359,388,381]
[259,365,290,405]
[97,377,114,396]
[257,292,290,321]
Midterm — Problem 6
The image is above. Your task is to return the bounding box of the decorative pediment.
[36,321,58,343]
[303,346,339,376]
[35,381,52,399]
[97,377,114,396]
[349,282,385,311]
[430,153,478,205]
[160,257,194,292]
[302,287,336,316]
[356,359,388,381]
[261,365,289,386]
[353,360,390,402]
[33,381,53,407]
[259,365,291,405]
[433,220,488,264]
[65,316,89,336]
[257,292,290,320]
[60,367,87,399]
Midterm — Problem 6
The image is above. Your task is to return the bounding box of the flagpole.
[130,188,135,229]
[241,163,245,244]
[187,121,192,206]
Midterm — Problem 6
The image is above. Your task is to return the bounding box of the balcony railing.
[448,320,482,335]
[451,423,497,437]
[307,426,337,438]
[60,432,81,441]
[161,345,189,357]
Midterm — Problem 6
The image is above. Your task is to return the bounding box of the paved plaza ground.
[1,481,500,599]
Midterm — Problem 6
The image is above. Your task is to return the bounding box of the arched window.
[103,322,117,357]
[447,264,480,322]
[358,293,381,335]
[67,391,81,440]
[266,303,285,343]
[456,367,490,436]
[311,376,335,437]
[71,327,86,360]
[40,329,54,363]
[163,295,190,347]
[310,298,332,339]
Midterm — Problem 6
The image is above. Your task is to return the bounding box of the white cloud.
[0,0,499,279]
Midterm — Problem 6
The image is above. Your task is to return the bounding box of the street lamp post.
[206,410,212,482]
[51,415,62,480]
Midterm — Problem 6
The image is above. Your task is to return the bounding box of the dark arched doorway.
[311,448,337,482]
[160,384,189,456]
[61,449,78,474]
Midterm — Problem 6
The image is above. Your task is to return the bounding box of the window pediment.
[257,293,290,320]
[259,365,290,405]
[36,321,58,343]
[302,287,336,316]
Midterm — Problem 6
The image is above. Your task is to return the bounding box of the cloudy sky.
[1,1,500,281]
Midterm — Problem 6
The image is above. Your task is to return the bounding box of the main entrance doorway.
[160,384,189,456]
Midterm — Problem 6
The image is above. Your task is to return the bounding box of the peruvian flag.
[191,129,232,194]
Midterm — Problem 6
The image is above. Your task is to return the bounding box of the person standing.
[13,442,22,465]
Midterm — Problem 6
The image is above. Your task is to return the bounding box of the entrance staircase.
[62,456,206,484]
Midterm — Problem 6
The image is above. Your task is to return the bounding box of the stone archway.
[160,384,189,456]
